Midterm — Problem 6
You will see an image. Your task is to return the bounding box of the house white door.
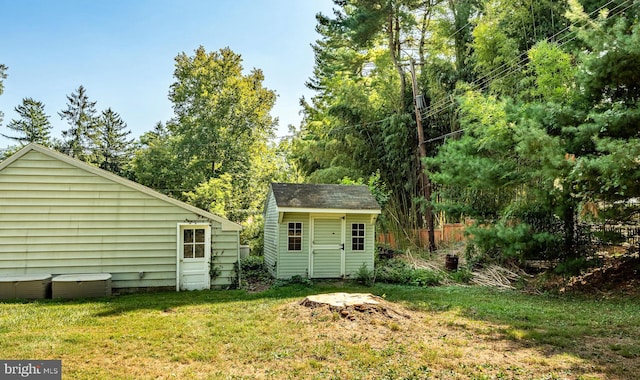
[310,217,344,278]
[178,224,211,291]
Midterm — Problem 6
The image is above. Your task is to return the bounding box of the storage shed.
[264,183,381,279]
[0,143,242,293]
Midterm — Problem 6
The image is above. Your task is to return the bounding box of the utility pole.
[410,59,436,252]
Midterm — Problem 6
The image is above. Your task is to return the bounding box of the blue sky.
[0,0,335,148]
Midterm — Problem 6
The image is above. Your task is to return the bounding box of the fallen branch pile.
[404,249,443,271]
[470,265,521,289]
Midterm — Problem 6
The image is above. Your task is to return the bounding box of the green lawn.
[1,283,638,379]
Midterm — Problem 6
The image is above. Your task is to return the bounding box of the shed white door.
[178,225,211,291]
[310,218,344,278]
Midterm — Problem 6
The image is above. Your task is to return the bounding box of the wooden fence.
[376,222,640,252]
[377,223,466,250]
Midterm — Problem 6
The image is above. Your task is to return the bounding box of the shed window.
[352,223,365,251]
[288,222,302,251]
[184,228,206,258]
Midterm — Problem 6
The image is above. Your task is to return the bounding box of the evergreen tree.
[566,5,640,221]
[96,108,133,175]
[2,98,52,146]
[58,85,99,161]
[427,2,640,265]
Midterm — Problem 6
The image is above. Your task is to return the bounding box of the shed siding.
[345,215,375,275]
[0,150,239,289]
[263,191,279,277]
[277,213,309,279]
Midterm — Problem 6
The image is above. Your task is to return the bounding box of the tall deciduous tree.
[58,85,99,161]
[0,64,7,127]
[2,98,52,146]
[96,108,134,175]
[169,46,276,185]
[133,46,281,224]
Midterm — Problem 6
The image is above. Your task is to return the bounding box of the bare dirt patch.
[277,293,638,379]
[561,252,640,295]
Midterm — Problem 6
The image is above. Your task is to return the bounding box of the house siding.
[277,213,309,279]
[211,225,240,286]
[0,150,239,290]
[263,191,279,277]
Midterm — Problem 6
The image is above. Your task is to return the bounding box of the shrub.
[375,259,414,284]
[238,255,271,283]
[375,258,442,287]
[410,269,443,287]
[465,222,564,265]
[355,263,375,286]
[240,255,265,272]
[553,257,600,276]
[448,268,473,284]
[275,275,314,287]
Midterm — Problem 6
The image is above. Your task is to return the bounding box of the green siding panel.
[263,191,279,277]
[276,213,309,279]
[345,216,375,275]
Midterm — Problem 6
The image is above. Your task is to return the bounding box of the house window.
[288,222,302,251]
[183,228,206,258]
[352,223,365,251]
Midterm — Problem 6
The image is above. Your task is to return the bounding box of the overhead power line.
[267,1,630,150]
[421,0,625,120]
[419,0,634,144]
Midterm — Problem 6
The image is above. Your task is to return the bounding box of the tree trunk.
[563,204,577,259]
[388,10,406,111]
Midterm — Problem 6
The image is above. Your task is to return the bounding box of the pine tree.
[567,11,640,220]
[58,85,99,161]
[95,108,134,175]
[2,98,52,146]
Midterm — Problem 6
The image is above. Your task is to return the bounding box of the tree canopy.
[1,0,638,265]
[290,0,639,264]
[131,46,292,225]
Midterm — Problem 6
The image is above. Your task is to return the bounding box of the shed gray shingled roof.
[270,183,380,210]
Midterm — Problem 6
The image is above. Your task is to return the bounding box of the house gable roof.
[0,143,242,231]
[269,183,381,214]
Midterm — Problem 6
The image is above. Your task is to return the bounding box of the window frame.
[351,223,365,251]
[183,227,207,259]
[287,222,303,251]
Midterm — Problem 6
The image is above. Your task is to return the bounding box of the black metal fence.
[578,223,640,251]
